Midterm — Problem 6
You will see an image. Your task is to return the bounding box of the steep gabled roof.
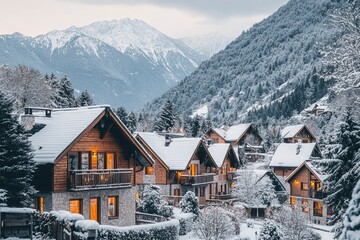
[281,124,316,140]
[235,169,286,191]
[285,161,328,183]
[212,128,226,140]
[135,132,216,171]
[207,143,232,168]
[269,143,319,168]
[225,123,252,142]
[28,106,153,165]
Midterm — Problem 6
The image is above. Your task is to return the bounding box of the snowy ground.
[180,220,335,240]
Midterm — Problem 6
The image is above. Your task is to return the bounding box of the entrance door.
[90,198,100,223]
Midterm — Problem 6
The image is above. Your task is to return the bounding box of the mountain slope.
[180,32,230,59]
[0,19,217,109]
[144,0,340,124]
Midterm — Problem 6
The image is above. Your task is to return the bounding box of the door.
[90,198,100,223]
[190,164,198,176]
[106,153,115,169]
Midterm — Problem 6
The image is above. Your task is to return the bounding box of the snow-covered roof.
[0,207,35,214]
[269,143,317,167]
[225,124,252,141]
[136,132,203,170]
[281,124,305,139]
[236,169,269,183]
[207,143,230,167]
[285,161,328,182]
[29,106,107,164]
[212,123,252,142]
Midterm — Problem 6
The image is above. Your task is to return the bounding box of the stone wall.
[50,187,136,226]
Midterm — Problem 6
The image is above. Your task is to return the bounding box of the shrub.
[259,219,282,240]
[179,191,199,217]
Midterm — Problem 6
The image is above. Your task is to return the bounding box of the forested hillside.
[144,0,340,125]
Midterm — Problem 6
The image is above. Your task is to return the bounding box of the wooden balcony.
[69,169,132,190]
[180,173,215,186]
[311,190,326,199]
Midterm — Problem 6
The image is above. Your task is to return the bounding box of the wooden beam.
[100,118,114,139]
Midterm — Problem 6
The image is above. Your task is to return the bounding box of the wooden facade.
[283,126,316,143]
[286,162,331,225]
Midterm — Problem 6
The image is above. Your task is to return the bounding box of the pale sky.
[0,0,288,39]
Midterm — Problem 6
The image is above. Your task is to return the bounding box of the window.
[174,188,180,196]
[302,200,309,213]
[36,197,44,213]
[68,153,79,170]
[98,153,105,169]
[313,201,323,216]
[145,167,154,175]
[106,153,115,169]
[301,182,309,190]
[90,198,100,223]
[290,197,296,207]
[190,164,198,176]
[108,196,118,218]
[81,153,90,170]
[69,199,82,214]
[176,171,182,183]
[91,152,98,170]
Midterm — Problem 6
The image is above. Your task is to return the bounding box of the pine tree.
[340,179,360,240]
[259,219,282,240]
[191,115,201,137]
[322,107,360,237]
[76,90,94,107]
[180,191,199,217]
[154,100,176,132]
[58,76,76,108]
[125,111,137,133]
[137,185,173,218]
[0,92,36,207]
[114,107,128,126]
[183,117,193,137]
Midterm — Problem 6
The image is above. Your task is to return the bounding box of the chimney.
[21,108,35,131]
[165,134,172,147]
[296,144,302,155]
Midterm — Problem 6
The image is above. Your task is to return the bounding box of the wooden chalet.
[134,132,218,206]
[269,143,322,178]
[285,161,331,225]
[24,106,153,226]
[205,123,264,163]
[281,124,317,143]
[207,143,239,199]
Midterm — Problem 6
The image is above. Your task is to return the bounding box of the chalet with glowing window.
[269,143,322,178]
[205,123,264,163]
[285,161,331,225]
[207,143,239,199]
[281,124,317,143]
[24,106,153,226]
[134,132,218,206]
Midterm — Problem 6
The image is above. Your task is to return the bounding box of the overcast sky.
[1,0,288,39]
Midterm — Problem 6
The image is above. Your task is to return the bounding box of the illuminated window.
[290,197,296,207]
[90,198,99,222]
[108,196,118,218]
[106,153,115,169]
[177,172,182,183]
[230,182,235,188]
[91,152,98,170]
[314,201,323,216]
[301,182,309,190]
[36,197,44,213]
[190,164,198,176]
[145,167,154,175]
[69,199,82,214]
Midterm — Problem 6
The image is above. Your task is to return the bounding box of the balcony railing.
[180,173,215,186]
[311,190,326,199]
[69,169,132,190]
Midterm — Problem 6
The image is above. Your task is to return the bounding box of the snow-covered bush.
[259,219,282,240]
[194,206,235,240]
[137,185,174,218]
[179,191,199,217]
[74,220,100,240]
[272,205,319,240]
[33,211,57,239]
[0,189,7,203]
[98,219,179,240]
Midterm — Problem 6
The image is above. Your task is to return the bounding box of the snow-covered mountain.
[0,19,226,109]
[180,32,230,59]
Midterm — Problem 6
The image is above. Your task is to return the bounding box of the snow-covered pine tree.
[179,191,199,217]
[191,115,201,137]
[76,90,95,107]
[183,117,193,137]
[0,92,36,207]
[340,178,360,240]
[154,100,176,132]
[137,185,173,218]
[114,107,128,126]
[259,219,282,240]
[125,111,137,133]
[58,76,76,108]
[322,107,360,237]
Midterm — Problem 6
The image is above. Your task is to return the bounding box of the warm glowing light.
[294,180,300,184]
